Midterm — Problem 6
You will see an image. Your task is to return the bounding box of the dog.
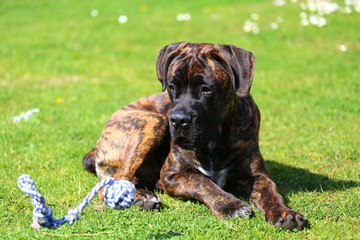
[82,42,308,230]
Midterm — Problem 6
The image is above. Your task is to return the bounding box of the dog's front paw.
[134,189,162,210]
[266,208,308,230]
[213,200,253,219]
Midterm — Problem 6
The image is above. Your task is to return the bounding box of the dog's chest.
[195,165,229,188]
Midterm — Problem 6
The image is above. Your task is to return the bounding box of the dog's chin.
[174,137,217,151]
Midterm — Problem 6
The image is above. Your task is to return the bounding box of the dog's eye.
[200,86,212,95]
[168,84,175,92]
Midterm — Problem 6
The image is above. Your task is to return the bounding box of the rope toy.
[17,174,136,230]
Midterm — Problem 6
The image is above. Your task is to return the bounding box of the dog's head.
[156,42,256,150]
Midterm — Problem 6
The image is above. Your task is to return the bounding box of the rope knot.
[103,179,136,209]
[32,207,56,229]
[67,209,80,225]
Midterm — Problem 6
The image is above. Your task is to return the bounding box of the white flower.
[326,2,339,14]
[301,18,309,26]
[252,25,260,33]
[243,20,259,33]
[243,21,253,32]
[118,15,128,24]
[307,1,317,12]
[183,13,191,21]
[309,15,318,25]
[300,2,307,10]
[343,6,352,14]
[176,13,192,22]
[251,13,259,21]
[339,44,347,52]
[90,9,99,17]
[356,5,360,13]
[300,12,307,19]
[345,0,352,6]
[273,0,286,7]
[317,16,327,27]
[270,22,279,29]
[352,0,360,12]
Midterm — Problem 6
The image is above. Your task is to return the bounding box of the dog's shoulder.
[146,92,171,115]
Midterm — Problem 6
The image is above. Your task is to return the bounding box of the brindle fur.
[82,42,308,230]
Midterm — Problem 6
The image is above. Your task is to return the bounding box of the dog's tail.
[82,148,96,174]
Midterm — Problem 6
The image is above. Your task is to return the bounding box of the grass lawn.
[1,0,359,239]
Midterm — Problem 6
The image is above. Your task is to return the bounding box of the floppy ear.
[156,42,188,91]
[215,45,256,97]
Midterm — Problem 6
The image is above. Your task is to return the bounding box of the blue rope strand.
[17,174,135,230]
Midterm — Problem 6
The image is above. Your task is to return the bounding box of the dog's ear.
[156,42,188,91]
[215,45,256,97]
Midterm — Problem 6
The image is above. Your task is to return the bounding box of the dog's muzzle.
[169,111,198,149]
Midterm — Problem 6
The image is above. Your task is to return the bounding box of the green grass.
[1,0,359,239]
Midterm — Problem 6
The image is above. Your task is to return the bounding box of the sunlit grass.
[0,0,359,239]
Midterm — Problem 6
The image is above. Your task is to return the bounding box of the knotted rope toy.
[17,174,136,230]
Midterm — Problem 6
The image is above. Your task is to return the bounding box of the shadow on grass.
[265,160,359,195]
[161,160,358,208]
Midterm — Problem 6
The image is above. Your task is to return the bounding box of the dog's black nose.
[170,111,192,129]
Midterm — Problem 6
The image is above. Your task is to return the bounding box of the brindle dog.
[83,42,308,230]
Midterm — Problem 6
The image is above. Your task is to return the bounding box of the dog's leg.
[94,110,169,210]
[160,156,253,218]
[247,151,308,230]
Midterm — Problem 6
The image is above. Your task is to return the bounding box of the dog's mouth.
[175,137,196,149]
